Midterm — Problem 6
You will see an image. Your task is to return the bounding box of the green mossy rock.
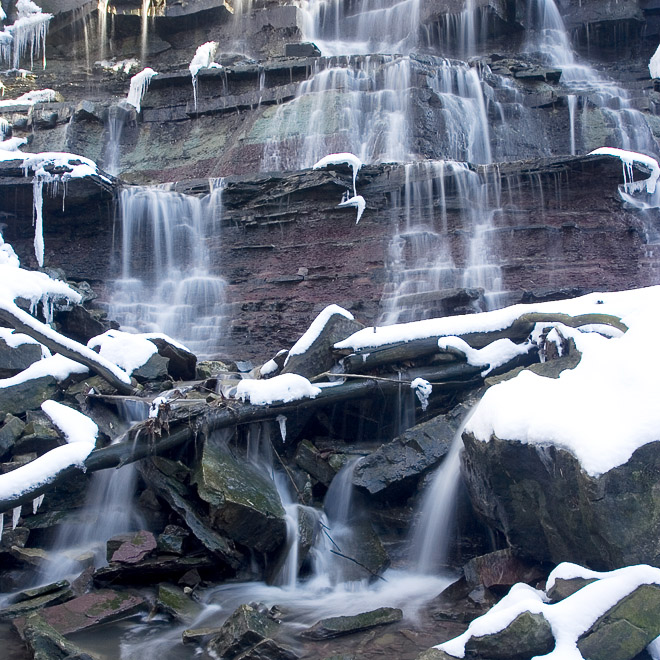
[300,607,403,640]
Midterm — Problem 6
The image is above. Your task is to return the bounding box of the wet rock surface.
[300,607,404,640]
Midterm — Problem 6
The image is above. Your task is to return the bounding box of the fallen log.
[0,364,483,513]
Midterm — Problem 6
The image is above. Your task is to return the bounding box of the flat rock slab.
[463,548,544,590]
[110,530,157,564]
[20,589,147,635]
[300,607,403,640]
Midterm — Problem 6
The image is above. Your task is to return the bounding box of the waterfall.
[261,55,413,171]
[409,408,475,574]
[109,181,227,359]
[300,0,422,56]
[379,161,506,325]
[525,0,656,155]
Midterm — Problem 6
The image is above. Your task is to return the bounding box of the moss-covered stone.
[157,583,203,623]
[206,604,279,659]
[577,584,660,660]
[193,439,286,554]
[300,607,403,640]
[21,613,98,660]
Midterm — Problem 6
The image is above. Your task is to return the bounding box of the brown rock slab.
[109,530,157,564]
[463,549,545,591]
[27,589,147,635]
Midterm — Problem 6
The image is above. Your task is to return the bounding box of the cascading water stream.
[108,181,226,359]
[35,399,149,586]
[525,0,656,155]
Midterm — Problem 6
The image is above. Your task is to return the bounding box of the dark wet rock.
[300,607,403,640]
[193,439,286,555]
[18,589,147,635]
[428,577,495,624]
[352,408,466,499]
[157,525,190,555]
[0,585,74,619]
[93,554,217,585]
[156,583,203,623]
[285,42,321,57]
[0,414,25,459]
[0,376,58,416]
[178,568,202,589]
[21,613,98,660]
[196,360,233,379]
[547,576,597,603]
[294,439,337,486]
[206,603,279,659]
[464,611,555,660]
[138,457,242,570]
[462,435,660,569]
[235,638,299,660]
[340,519,391,581]
[1,525,29,549]
[577,584,660,660]
[463,549,545,591]
[0,337,42,377]
[56,305,115,344]
[147,337,197,381]
[108,530,157,564]
[132,352,170,382]
[281,309,364,380]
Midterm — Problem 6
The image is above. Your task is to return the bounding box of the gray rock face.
[0,376,58,416]
[193,439,287,554]
[132,352,170,382]
[0,414,25,459]
[463,549,544,591]
[464,611,555,660]
[462,434,660,569]
[20,613,97,660]
[352,408,466,499]
[0,337,42,377]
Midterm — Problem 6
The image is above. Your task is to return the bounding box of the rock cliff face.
[0,0,658,364]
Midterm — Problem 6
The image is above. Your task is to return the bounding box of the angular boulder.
[461,434,660,569]
[464,611,555,660]
[206,604,279,659]
[0,337,42,377]
[0,376,58,416]
[193,439,286,554]
[352,408,466,499]
[463,549,544,591]
[282,307,363,380]
[21,613,97,660]
[147,336,197,381]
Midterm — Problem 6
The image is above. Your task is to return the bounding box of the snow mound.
[126,67,157,113]
[236,373,321,405]
[88,329,159,375]
[286,304,354,362]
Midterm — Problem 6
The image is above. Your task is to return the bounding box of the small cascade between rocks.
[108,181,227,359]
[35,399,149,586]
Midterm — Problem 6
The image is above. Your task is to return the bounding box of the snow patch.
[411,378,432,411]
[0,87,55,108]
[189,41,220,109]
[313,152,363,196]
[437,336,533,376]
[235,373,321,405]
[88,329,158,375]
[650,43,660,79]
[0,353,87,389]
[41,399,98,445]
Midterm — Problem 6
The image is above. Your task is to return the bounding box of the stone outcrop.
[461,435,660,569]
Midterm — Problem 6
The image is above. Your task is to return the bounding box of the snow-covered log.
[0,302,136,395]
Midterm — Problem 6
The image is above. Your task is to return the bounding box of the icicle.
[189,41,219,110]
[126,67,157,113]
[0,512,3,538]
[276,414,287,443]
[32,493,44,514]
[12,505,21,530]
[32,173,45,267]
